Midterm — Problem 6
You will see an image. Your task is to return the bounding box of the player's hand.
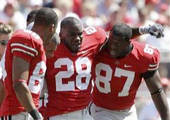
[148,24,164,38]
[139,24,164,38]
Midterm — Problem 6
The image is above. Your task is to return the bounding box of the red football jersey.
[92,41,160,110]
[44,26,106,116]
[0,30,46,116]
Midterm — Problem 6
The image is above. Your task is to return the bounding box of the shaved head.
[60,17,82,29]
[59,17,83,53]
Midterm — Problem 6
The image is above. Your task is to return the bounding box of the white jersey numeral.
[55,58,75,91]
[144,44,154,55]
[55,57,92,91]
[28,61,46,94]
[75,57,91,90]
[84,26,96,35]
[95,63,112,94]
[95,63,135,96]
[114,68,135,96]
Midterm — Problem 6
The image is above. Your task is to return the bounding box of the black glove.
[29,109,43,120]
[139,24,164,38]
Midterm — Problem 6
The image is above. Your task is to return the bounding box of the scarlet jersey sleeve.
[139,43,160,72]
[147,47,160,71]
[10,30,41,62]
[84,26,107,53]
[94,27,107,51]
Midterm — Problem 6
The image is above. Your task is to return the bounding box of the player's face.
[61,24,83,53]
[107,31,130,58]
[45,41,57,58]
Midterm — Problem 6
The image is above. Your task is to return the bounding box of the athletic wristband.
[139,26,149,34]
[29,109,42,120]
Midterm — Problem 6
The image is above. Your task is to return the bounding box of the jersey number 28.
[55,57,92,91]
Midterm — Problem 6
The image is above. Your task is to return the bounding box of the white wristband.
[139,26,149,34]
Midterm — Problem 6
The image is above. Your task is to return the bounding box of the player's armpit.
[144,71,170,120]
[141,70,156,79]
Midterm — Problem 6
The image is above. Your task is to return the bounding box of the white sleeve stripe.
[149,64,158,67]
[11,43,38,55]
[11,48,35,57]
[148,66,158,71]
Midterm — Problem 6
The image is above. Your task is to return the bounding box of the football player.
[40,17,164,120]
[41,17,106,120]
[90,23,169,120]
[0,8,58,120]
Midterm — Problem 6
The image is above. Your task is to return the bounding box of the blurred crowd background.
[0,0,170,119]
[0,0,169,32]
[0,0,169,60]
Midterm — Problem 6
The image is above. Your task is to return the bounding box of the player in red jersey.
[0,8,58,120]
[42,17,106,120]
[90,23,170,120]
[40,16,164,120]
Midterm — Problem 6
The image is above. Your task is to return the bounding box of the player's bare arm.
[0,80,5,106]
[144,70,170,120]
[132,24,164,38]
[102,24,164,51]
[12,56,36,112]
[13,56,43,120]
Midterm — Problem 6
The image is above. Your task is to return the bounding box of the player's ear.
[59,29,64,38]
[51,24,56,33]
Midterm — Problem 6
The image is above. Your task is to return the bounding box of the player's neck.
[116,44,133,59]
[31,26,43,39]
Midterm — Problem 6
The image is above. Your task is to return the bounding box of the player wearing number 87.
[90,23,170,120]
[39,17,107,120]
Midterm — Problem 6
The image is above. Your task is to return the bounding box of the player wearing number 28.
[42,17,106,120]
[90,23,170,120]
